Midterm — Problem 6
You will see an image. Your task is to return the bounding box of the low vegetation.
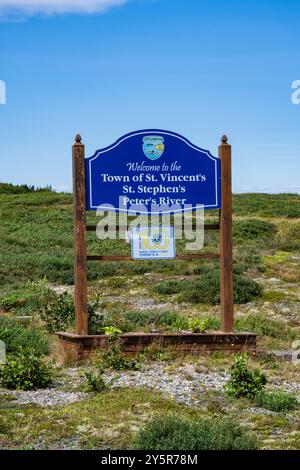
[135,415,259,450]
[0,347,53,390]
[225,355,267,398]
[224,355,298,413]
[0,186,299,449]
[0,317,49,356]
[254,390,298,412]
[153,271,263,304]
[83,364,108,393]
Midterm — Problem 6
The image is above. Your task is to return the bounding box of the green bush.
[87,297,104,334]
[83,364,107,393]
[100,337,140,371]
[232,275,263,303]
[0,347,53,390]
[254,390,298,412]
[0,317,49,356]
[40,292,104,334]
[188,316,219,333]
[152,280,182,295]
[41,292,74,333]
[103,326,122,335]
[181,271,262,304]
[225,355,267,398]
[135,415,258,450]
[170,316,189,331]
[193,265,212,275]
[233,219,277,240]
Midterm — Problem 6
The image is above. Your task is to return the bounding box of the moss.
[0,388,209,450]
[261,291,287,302]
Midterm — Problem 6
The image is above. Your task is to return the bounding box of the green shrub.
[40,292,104,334]
[87,297,104,334]
[140,343,174,362]
[233,219,277,241]
[94,263,118,278]
[135,415,258,450]
[103,309,135,333]
[83,364,107,393]
[41,292,74,333]
[181,272,262,304]
[181,272,220,304]
[170,316,189,331]
[188,316,218,333]
[193,265,212,275]
[254,390,298,412]
[100,337,140,371]
[103,326,122,335]
[152,280,182,295]
[232,275,263,303]
[225,355,267,398]
[0,347,53,390]
[0,317,49,356]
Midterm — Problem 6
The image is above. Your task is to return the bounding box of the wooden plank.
[87,253,219,261]
[219,135,234,332]
[86,224,220,232]
[57,331,257,364]
[72,134,88,335]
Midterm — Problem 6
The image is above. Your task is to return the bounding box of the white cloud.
[0,0,128,17]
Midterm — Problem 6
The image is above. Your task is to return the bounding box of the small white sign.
[131,226,175,260]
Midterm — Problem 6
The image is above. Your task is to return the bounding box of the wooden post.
[219,135,234,332]
[72,134,88,335]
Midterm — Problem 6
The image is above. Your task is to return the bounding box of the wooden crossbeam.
[87,253,219,261]
[86,224,220,232]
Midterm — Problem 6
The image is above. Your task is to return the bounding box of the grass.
[0,388,211,450]
[0,317,49,356]
[232,193,300,218]
[0,186,300,450]
[0,189,299,287]
[254,390,298,412]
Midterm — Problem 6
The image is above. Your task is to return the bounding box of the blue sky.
[1,0,300,193]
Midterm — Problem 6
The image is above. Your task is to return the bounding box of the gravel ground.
[108,364,229,407]
[1,363,299,408]
[0,389,88,406]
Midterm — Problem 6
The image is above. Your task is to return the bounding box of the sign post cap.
[221,134,228,144]
[75,134,82,144]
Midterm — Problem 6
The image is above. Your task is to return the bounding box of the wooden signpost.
[58,131,256,363]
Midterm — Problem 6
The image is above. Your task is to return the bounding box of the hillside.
[0,187,299,450]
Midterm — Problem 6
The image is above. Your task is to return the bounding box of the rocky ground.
[1,361,299,409]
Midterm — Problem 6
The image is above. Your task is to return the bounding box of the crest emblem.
[142,135,164,160]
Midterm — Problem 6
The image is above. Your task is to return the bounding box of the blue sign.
[85,130,221,214]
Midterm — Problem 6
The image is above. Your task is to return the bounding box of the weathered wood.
[87,253,220,261]
[57,331,256,364]
[86,224,220,232]
[72,135,88,335]
[219,135,234,332]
